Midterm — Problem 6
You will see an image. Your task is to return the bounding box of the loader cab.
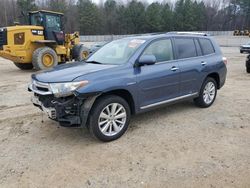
[29,10,64,45]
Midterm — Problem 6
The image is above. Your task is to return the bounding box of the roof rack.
[166,32,209,36]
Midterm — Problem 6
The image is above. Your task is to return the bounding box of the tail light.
[222,57,227,65]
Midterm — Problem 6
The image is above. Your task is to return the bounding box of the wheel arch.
[206,72,220,89]
[96,89,136,115]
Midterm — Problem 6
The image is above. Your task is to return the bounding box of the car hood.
[32,62,116,83]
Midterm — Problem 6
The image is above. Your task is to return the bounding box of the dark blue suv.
[29,33,227,141]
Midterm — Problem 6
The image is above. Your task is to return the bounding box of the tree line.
[0,0,249,35]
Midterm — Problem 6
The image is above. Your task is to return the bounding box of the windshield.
[87,38,146,65]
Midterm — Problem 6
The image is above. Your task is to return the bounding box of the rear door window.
[194,39,202,56]
[142,39,174,62]
[175,38,197,59]
[199,38,215,55]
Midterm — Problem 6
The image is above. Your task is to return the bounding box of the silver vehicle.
[240,42,250,54]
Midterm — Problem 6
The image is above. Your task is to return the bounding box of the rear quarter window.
[175,38,197,59]
[199,38,215,55]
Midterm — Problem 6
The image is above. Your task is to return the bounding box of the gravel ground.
[0,46,250,188]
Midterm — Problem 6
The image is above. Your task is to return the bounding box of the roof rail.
[166,32,209,36]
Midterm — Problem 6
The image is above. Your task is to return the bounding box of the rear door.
[173,37,204,95]
[136,38,181,109]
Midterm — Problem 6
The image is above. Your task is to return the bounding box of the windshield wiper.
[85,61,103,64]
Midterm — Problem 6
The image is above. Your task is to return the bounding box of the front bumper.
[28,81,99,127]
[241,48,250,53]
[246,56,250,68]
[31,93,83,127]
[32,95,56,119]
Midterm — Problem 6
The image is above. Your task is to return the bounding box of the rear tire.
[14,62,33,70]
[88,95,131,142]
[32,47,58,70]
[72,45,89,61]
[194,77,217,108]
[247,67,250,73]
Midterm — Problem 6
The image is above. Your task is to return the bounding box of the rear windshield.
[199,38,215,55]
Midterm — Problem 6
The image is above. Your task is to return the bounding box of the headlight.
[49,81,88,97]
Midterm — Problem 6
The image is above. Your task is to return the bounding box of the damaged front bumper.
[28,81,99,128]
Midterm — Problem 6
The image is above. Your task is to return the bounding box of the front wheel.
[88,95,131,142]
[32,47,58,70]
[194,77,217,108]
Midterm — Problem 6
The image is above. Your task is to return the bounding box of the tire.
[194,77,217,108]
[72,45,89,61]
[14,62,33,70]
[240,50,243,54]
[247,67,250,73]
[32,47,58,70]
[88,95,131,142]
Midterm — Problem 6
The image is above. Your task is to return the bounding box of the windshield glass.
[87,38,146,65]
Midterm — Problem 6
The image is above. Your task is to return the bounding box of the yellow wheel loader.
[0,10,89,70]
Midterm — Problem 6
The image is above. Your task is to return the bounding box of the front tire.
[32,47,58,70]
[194,77,217,108]
[14,62,33,70]
[88,95,131,142]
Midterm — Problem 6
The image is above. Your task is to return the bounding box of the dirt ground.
[0,46,250,188]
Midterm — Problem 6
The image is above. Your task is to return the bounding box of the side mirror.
[138,55,156,66]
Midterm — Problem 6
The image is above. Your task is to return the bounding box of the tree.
[161,3,173,32]
[125,0,146,34]
[77,0,100,35]
[17,0,37,24]
[104,0,118,34]
[17,0,37,13]
[145,2,162,32]
[48,0,67,13]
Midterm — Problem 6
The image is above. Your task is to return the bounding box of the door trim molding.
[140,92,199,110]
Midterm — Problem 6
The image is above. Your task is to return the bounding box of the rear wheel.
[72,45,89,61]
[32,47,58,70]
[194,77,217,108]
[88,95,131,142]
[14,62,33,70]
[247,67,250,73]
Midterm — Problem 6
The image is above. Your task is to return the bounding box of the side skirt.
[140,93,199,110]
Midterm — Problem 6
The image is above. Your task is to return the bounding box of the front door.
[136,38,180,109]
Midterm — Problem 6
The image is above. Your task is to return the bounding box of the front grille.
[0,28,7,50]
[29,80,53,95]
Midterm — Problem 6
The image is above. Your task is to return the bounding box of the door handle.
[171,67,179,71]
[201,61,207,66]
